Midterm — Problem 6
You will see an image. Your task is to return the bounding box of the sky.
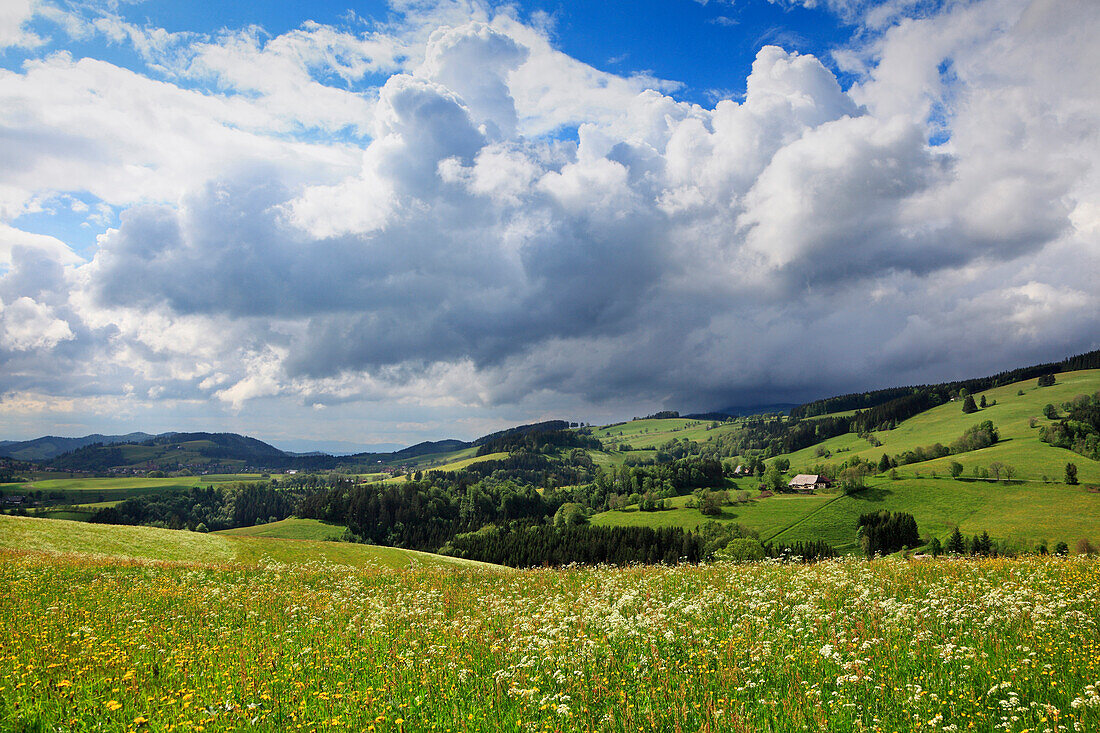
[0,0,1098,452]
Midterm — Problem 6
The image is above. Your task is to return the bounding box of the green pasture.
[0,515,497,570]
[592,472,1100,553]
[379,446,478,470]
[768,477,1100,551]
[383,451,509,482]
[591,417,740,449]
[10,473,265,506]
[780,369,1100,478]
[592,490,836,541]
[216,517,345,541]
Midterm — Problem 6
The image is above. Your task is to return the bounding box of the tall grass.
[2,550,1098,732]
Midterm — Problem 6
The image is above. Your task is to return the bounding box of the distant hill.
[472,420,570,446]
[0,514,500,570]
[389,439,471,460]
[49,432,294,472]
[791,348,1100,419]
[688,404,799,420]
[0,433,156,461]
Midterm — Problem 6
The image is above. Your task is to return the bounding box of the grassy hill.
[590,370,1100,551]
[380,451,510,482]
[766,477,1100,551]
[7,474,265,515]
[592,476,1100,551]
[216,517,345,540]
[591,417,738,449]
[592,490,834,539]
[0,515,498,570]
[780,368,1100,482]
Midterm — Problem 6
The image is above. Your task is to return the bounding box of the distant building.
[787,474,833,493]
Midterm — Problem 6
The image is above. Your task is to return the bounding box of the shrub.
[717,537,766,562]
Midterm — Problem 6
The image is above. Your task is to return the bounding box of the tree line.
[87,482,319,531]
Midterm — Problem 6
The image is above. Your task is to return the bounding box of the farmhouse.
[787,474,833,493]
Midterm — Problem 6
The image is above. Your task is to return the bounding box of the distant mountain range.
[0,433,157,461]
[0,419,580,472]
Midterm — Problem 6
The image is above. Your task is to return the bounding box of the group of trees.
[857,511,920,558]
[442,524,710,567]
[475,427,601,457]
[87,482,307,531]
[794,349,1100,419]
[296,453,728,551]
[1040,392,1100,461]
[440,520,842,568]
[871,421,1000,471]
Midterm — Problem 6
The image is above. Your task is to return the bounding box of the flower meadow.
[2,550,1100,733]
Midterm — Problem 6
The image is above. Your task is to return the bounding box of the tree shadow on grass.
[849,487,891,502]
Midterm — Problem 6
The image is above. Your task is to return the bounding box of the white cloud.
[0,296,73,350]
[0,0,1098,436]
[0,0,41,49]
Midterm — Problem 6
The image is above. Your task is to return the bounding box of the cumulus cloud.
[0,0,42,49]
[0,296,73,350]
[1,0,1098,439]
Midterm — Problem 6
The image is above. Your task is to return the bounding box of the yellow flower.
[106,700,123,712]
[134,716,149,726]
[56,680,72,689]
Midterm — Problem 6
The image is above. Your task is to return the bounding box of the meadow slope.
[0,515,494,570]
[2,552,1098,732]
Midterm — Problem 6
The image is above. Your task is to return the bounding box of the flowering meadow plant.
[2,551,1098,732]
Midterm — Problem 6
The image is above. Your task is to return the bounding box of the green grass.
[780,369,1100,483]
[382,451,509,482]
[379,446,479,470]
[3,553,1099,732]
[591,491,835,540]
[591,418,740,449]
[216,517,345,541]
[0,515,498,570]
[0,514,237,564]
[10,473,267,509]
[768,477,1100,551]
[22,473,264,492]
[592,473,1100,552]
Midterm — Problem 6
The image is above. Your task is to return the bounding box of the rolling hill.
[590,367,1100,551]
[0,514,500,570]
[0,432,155,461]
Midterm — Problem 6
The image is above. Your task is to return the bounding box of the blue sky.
[0,0,1097,450]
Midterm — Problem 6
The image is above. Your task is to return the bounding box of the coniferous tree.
[946,527,966,554]
[1065,463,1079,485]
[962,394,978,414]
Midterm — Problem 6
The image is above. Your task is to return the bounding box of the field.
[2,549,1099,732]
[0,515,494,571]
[586,371,1100,549]
[780,369,1100,482]
[216,517,345,541]
[6,474,266,508]
[592,491,835,540]
[382,452,509,482]
[592,476,1100,551]
[591,417,738,449]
